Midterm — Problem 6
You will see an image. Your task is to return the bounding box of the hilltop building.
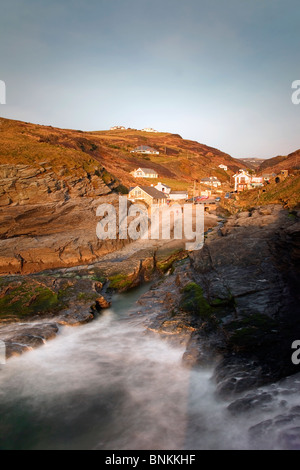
[110,126,126,130]
[141,128,159,133]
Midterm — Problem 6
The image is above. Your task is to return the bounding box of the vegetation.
[0,281,62,320]
[180,282,214,320]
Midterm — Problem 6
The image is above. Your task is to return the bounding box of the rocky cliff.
[141,205,300,396]
[0,162,128,274]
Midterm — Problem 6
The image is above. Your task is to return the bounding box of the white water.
[0,286,299,450]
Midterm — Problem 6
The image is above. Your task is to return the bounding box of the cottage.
[131,168,158,178]
[110,125,126,130]
[155,182,171,195]
[168,191,188,201]
[218,164,228,171]
[233,170,252,192]
[130,146,160,155]
[200,177,222,188]
[128,185,167,206]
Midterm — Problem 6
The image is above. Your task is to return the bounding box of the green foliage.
[180,282,213,320]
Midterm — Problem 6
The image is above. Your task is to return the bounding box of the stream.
[0,283,299,450]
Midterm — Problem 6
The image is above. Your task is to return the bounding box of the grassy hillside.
[258,149,300,174]
[0,118,245,191]
[236,173,300,210]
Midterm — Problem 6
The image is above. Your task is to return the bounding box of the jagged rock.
[95,296,111,310]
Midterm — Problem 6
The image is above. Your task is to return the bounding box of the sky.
[0,0,299,159]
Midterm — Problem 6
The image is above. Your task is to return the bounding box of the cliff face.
[0,163,128,274]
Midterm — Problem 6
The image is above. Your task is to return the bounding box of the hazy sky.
[0,0,299,158]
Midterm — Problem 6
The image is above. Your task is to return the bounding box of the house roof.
[132,145,159,153]
[137,168,158,175]
[200,177,220,182]
[156,183,171,189]
[131,185,167,199]
[170,191,188,194]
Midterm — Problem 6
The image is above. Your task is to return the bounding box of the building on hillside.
[130,145,160,155]
[168,191,188,201]
[131,168,158,178]
[128,185,167,206]
[110,125,126,130]
[233,170,252,191]
[200,177,222,188]
[141,128,159,133]
[250,176,264,188]
[262,173,276,182]
[218,164,228,171]
[280,170,289,178]
[155,182,171,195]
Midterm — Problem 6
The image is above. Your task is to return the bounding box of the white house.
[218,164,228,171]
[110,125,126,130]
[141,128,159,133]
[168,191,188,201]
[130,145,159,155]
[131,168,158,178]
[251,176,264,188]
[155,182,171,195]
[233,170,252,192]
[200,177,222,188]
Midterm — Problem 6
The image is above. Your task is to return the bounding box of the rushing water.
[0,284,299,450]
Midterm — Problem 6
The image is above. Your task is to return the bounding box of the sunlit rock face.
[0,163,130,274]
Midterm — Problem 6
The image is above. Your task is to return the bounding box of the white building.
[141,128,159,133]
[110,126,126,130]
[168,191,188,201]
[233,170,252,192]
[155,182,171,195]
[130,145,160,155]
[131,168,159,178]
[218,164,228,171]
[200,177,222,188]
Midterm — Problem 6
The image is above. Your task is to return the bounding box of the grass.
[237,174,300,210]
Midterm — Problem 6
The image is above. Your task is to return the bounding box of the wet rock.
[95,296,111,310]
[228,392,274,415]
[2,323,59,359]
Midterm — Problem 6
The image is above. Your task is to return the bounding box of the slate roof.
[131,185,167,199]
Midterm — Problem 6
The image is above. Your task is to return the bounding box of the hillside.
[235,172,300,211]
[0,117,245,274]
[0,118,245,192]
[239,158,266,170]
[258,149,300,174]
